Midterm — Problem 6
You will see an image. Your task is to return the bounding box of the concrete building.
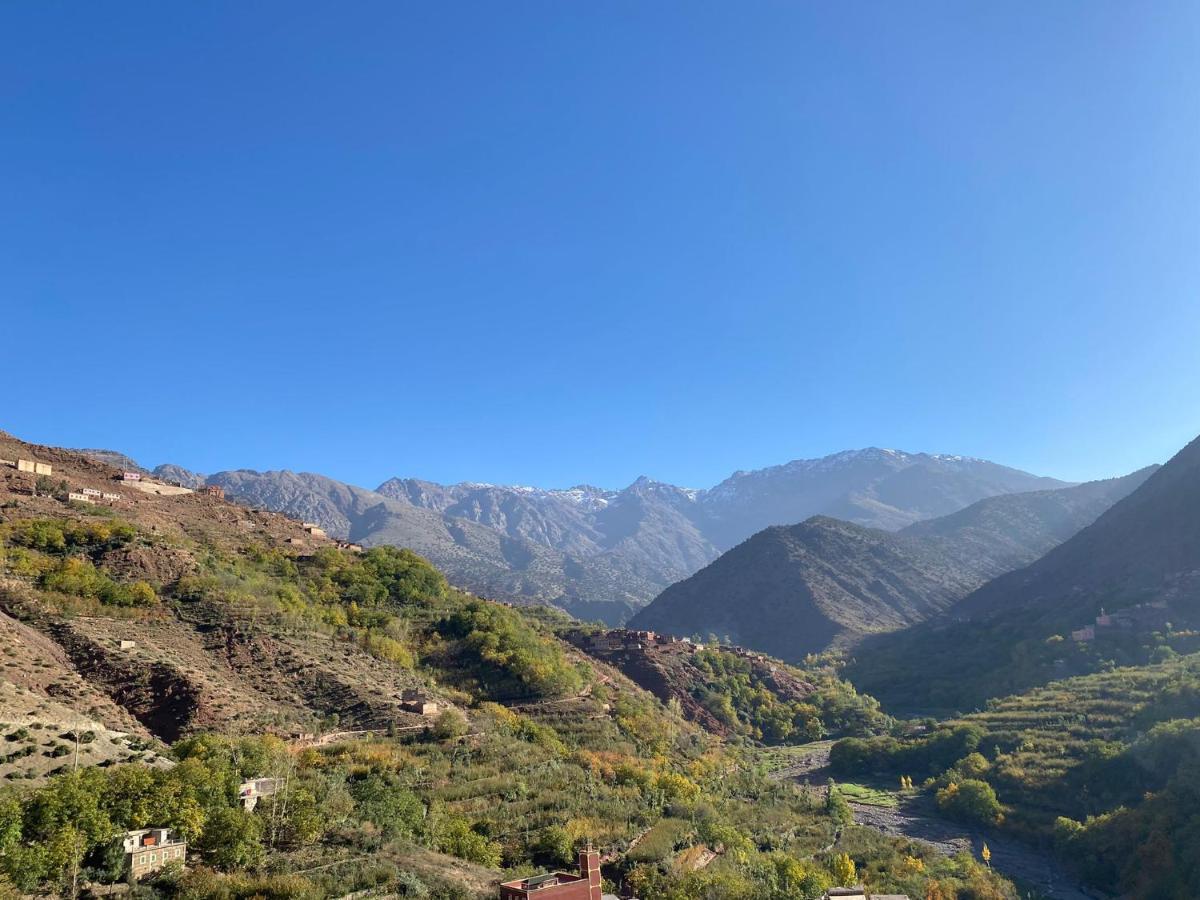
[302,523,327,538]
[67,492,95,504]
[123,828,186,879]
[122,471,142,481]
[500,848,602,899]
[17,459,52,476]
[102,491,122,501]
[1071,625,1096,642]
[238,776,282,810]
[203,484,225,499]
[824,889,867,900]
[82,487,102,497]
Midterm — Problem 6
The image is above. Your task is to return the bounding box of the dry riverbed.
[773,742,1102,900]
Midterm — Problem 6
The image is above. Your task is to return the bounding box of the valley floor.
[778,743,1099,900]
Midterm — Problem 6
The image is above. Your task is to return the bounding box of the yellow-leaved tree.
[832,851,857,885]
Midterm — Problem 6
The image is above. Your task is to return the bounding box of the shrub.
[935,779,1002,826]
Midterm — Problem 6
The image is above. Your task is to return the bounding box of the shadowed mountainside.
[628,469,1155,661]
[849,433,1200,711]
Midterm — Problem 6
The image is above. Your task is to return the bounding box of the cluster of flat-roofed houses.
[0,456,124,505]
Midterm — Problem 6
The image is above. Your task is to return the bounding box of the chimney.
[578,844,601,900]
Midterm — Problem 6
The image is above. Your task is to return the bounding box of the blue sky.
[2,2,1198,490]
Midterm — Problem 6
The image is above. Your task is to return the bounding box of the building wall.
[500,852,600,900]
[499,879,591,900]
[129,843,186,878]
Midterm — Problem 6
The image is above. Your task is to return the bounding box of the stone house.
[123,827,186,879]
[401,689,439,716]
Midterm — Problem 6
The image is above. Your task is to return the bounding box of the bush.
[935,779,1002,826]
[431,708,469,742]
[436,817,502,867]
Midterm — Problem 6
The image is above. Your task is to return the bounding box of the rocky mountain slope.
[629,469,1155,661]
[848,432,1200,711]
[696,449,1069,546]
[94,449,1068,623]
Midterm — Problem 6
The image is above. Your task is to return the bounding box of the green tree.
[198,807,264,870]
[935,779,1003,826]
[349,775,425,840]
[437,817,502,867]
[432,708,469,741]
[825,781,852,826]
[534,825,574,866]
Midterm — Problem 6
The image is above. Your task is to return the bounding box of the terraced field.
[951,654,1200,829]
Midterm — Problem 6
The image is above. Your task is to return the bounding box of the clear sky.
[3,2,1198,490]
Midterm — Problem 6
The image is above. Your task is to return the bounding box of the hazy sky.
[3,2,1198,490]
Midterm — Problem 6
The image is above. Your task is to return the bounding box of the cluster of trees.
[0,732,508,895]
[690,650,887,745]
[0,519,157,607]
[300,545,449,611]
[438,600,585,700]
[830,725,985,780]
[691,650,826,744]
[934,780,1003,827]
[6,519,137,555]
[1050,717,1200,897]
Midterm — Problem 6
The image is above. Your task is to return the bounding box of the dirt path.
[782,744,1098,900]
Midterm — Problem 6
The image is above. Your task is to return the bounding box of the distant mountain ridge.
[628,468,1156,661]
[78,447,1071,622]
[847,432,1200,711]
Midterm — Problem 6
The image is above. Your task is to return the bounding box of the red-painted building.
[500,848,602,900]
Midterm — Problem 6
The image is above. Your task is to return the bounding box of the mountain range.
[80,447,1069,623]
[627,468,1156,660]
[847,431,1200,711]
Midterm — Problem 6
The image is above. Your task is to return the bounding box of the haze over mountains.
[628,468,1157,660]
[81,447,1070,623]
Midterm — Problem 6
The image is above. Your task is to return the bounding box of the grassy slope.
[0,433,1019,899]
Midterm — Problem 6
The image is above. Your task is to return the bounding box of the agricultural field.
[831,653,1200,898]
[836,782,898,808]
